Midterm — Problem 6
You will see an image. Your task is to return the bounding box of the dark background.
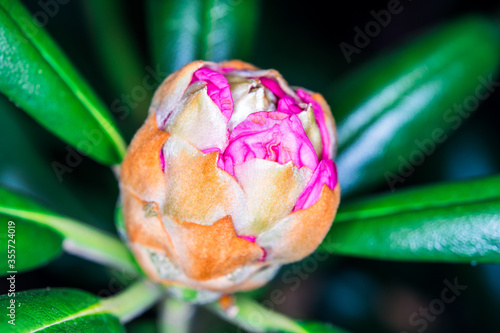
[1,0,500,332]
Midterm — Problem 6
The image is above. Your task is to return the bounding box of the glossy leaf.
[0,186,137,273]
[0,0,126,165]
[0,279,160,332]
[0,288,124,332]
[148,0,259,75]
[320,175,500,263]
[0,216,63,275]
[329,16,500,196]
[148,0,201,74]
[200,0,259,62]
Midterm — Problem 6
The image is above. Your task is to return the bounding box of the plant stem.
[207,295,308,333]
[100,279,163,323]
[159,297,195,333]
[0,207,137,273]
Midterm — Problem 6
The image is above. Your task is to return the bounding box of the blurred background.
[1,0,500,332]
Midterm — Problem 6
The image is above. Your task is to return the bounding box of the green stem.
[207,295,308,333]
[159,297,195,333]
[0,207,137,273]
[100,279,163,323]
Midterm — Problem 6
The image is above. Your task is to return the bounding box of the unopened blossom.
[119,60,340,301]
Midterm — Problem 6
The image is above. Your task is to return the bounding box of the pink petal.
[159,149,165,172]
[223,111,318,176]
[191,68,234,121]
[296,89,331,160]
[259,248,267,262]
[277,95,302,115]
[260,77,303,115]
[259,77,286,98]
[238,235,256,243]
[294,159,337,211]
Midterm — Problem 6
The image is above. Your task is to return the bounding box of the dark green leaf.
[126,319,158,333]
[0,0,126,165]
[226,0,259,61]
[83,0,144,98]
[82,0,150,136]
[0,216,63,275]
[148,0,260,75]
[320,175,500,263]
[200,0,259,62]
[330,16,500,196]
[0,186,137,272]
[0,95,97,222]
[296,321,349,333]
[148,0,201,74]
[0,288,124,332]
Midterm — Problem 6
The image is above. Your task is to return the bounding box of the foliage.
[1,0,499,332]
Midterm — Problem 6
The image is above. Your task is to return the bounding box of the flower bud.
[119,60,340,301]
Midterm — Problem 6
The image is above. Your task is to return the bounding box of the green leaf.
[148,0,201,74]
[82,0,150,136]
[148,0,260,75]
[200,0,259,62]
[226,0,259,61]
[0,217,63,275]
[0,279,161,332]
[330,16,500,196]
[320,175,500,263]
[0,95,97,223]
[0,288,124,332]
[83,0,144,99]
[0,185,137,273]
[0,279,160,332]
[0,0,126,165]
[127,319,158,333]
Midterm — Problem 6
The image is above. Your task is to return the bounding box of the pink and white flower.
[119,60,340,301]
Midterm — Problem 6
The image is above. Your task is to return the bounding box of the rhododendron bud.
[119,60,340,302]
